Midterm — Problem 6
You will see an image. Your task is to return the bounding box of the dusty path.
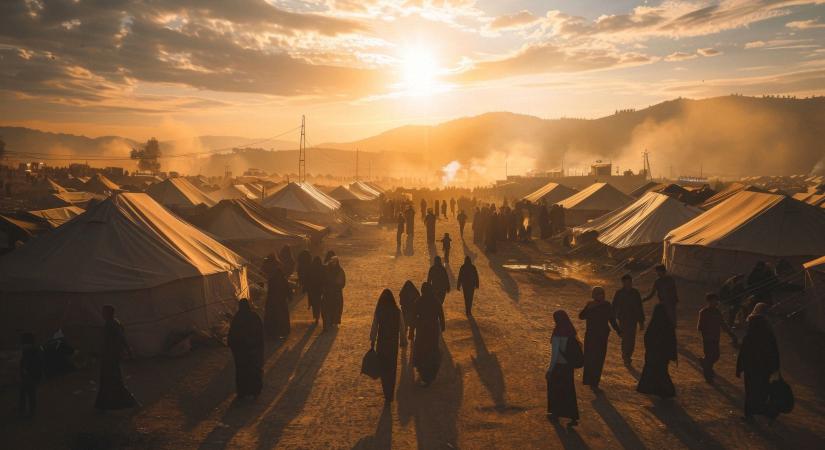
[3,218,825,449]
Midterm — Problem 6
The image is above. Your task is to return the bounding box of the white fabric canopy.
[557,182,632,211]
[348,181,382,200]
[261,182,341,213]
[83,173,120,194]
[575,192,703,249]
[26,206,85,228]
[330,185,372,201]
[523,182,578,204]
[147,177,216,208]
[210,183,261,202]
[194,199,307,244]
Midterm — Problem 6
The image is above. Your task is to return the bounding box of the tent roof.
[666,191,825,257]
[0,193,245,293]
[210,184,260,202]
[193,199,306,243]
[348,181,382,200]
[523,182,578,204]
[261,182,340,213]
[147,177,216,208]
[804,256,825,273]
[330,185,372,201]
[557,182,632,211]
[629,181,664,198]
[0,214,49,237]
[32,177,67,194]
[25,206,85,228]
[83,173,120,194]
[700,183,764,210]
[47,191,101,208]
[576,192,703,249]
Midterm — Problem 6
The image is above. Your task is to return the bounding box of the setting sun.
[399,46,439,96]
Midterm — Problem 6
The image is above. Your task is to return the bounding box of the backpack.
[562,338,584,369]
[769,372,794,414]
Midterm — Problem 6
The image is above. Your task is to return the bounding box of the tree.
[131,137,161,173]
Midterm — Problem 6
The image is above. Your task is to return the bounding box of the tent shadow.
[485,251,520,303]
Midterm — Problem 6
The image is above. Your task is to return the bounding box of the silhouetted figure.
[404,206,415,237]
[457,210,467,238]
[370,289,407,403]
[698,293,730,383]
[579,286,620,388]
[643,264,679,324]
[425,209,437,244]
[42,330,75,378]
[323,256,346,330]
[412,282,445,386]
[427,256,450,304]
[434,200,440,219]
[279,245,295,278]
[439,232,452,263]
[420,199,427,222]
[538,203,550,238]
[747,261,777,305]
[736,303,780,422]
[457,256,479,316]
[719,274,746,331]
[260,252,280,280]
[265,265,292,339]
[399,280,420,341]
[637,303,677,399]
[296,250,312,294]
[485,210,497,253]
[547,311,580,426]
[95,305,138,411]
[450,198,456,217]
[306,256,324,324]
[396,213,405,252]
[228,299,264,399]
[18,333,43,417]
[612,274,644,365]
[441,201,447,218]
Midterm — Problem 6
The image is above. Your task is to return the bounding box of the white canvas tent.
[210,183,261,202]
[0,193,248,356]
[803,256,825,332]
[575,192,703,251]
[147,177,216,209]
[523,182,578,204]
[26,206,85,228]
[699,183,764,210]
[261,182,341,214]
[348,181,382,200]
[664,191,825,282]
[330,185,373,202]
[556,182,633,226]
[83,173,120,195]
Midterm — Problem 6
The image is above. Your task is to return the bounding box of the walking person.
[439,232,452,263]
[697,293,731,383]
[404,205,415,238]
[457,256,480,316]
[396,212,405,253]
[322,256,346,330]
[441,201,447,218]
[370,289,407,404]
[420,199,427,223]
[306,256,324,325]
[95,305,138,411]
[579,287,620,389]
[411,282,445,387]
[643,264,680,324]
[227,299,264,399]
[427,256,450,304]
[399,280,420,342]
[296,250,312,294]
[736,303,780,422]
[546,311,581,426]
[264,264,292,339]
[457,210,467,238]
[18,332,43,417]
[425,209,437,244]
[637,303,677,399]
[450,198,456,217]
[612,274,645,365]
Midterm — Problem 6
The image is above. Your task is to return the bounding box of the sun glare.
[400,46,438,96]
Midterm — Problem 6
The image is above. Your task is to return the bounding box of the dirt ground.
[3,217,825,449]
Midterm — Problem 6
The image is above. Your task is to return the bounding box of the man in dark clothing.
[450,198,456,217]
[737,305,780,422]
[404,206,415,237]
[95,305,138,411]
[396,213,405,252]
[719,274,746,330]
[265,265,292,339]
[425,209,437,244]
[323,256,346,330]
[420,199,427,222]
[485,210,497,253]
[457,210,467,238]
[228,299,264,399]
[643,265,679,324]
[457,256,480,315]
[18,333,43,417]
[612,274,644,365]
[434,200,440,220]
[441,201,447,218]
[427,256,450,304]
[697,293,731,383]
[747,261,777,305]
[579,287,621,388]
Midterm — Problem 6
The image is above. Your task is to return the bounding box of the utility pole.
[642,149,653,180]
[355,148,359,181]
[298,115,306,183]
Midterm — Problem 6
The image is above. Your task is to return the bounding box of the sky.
[1,0,825,144]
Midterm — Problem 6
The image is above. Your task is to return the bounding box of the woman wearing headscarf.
[370,289,407,403]
[579,286,621,388]
[637,303,677,398]
[547,310,580,425]
[736,303,779,422]
[227,299,264,398]
[427,256,450,304]
[264,263,292,339]
[412,282,445,386]
[306,256,325,325]
[399,280,420,342]
[457,256,480,316]
[95,305,138,411]
[279,245,295,278]
[322,256,346,330]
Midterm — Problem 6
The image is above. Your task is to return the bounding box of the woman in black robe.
[322,256,346,330]
[412,282,445,386]
[264,264,292,339]
[227,299,264,398]
[579,286,620,388]
[547,310,580,425]
[399,280,420,342]
[370,289,407,403]
[736,303,779,421]
[95,305,138,411]
[427,256,450,304]
[637,303,677,398]
[306,256,324,324]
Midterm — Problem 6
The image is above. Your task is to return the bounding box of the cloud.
[697,47,722,56]
[745,40,767,48]
[489,10,539,30]
[786,18,825,29]
[665,51,698,61]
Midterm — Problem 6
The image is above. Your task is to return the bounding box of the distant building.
[590,162,612,177]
